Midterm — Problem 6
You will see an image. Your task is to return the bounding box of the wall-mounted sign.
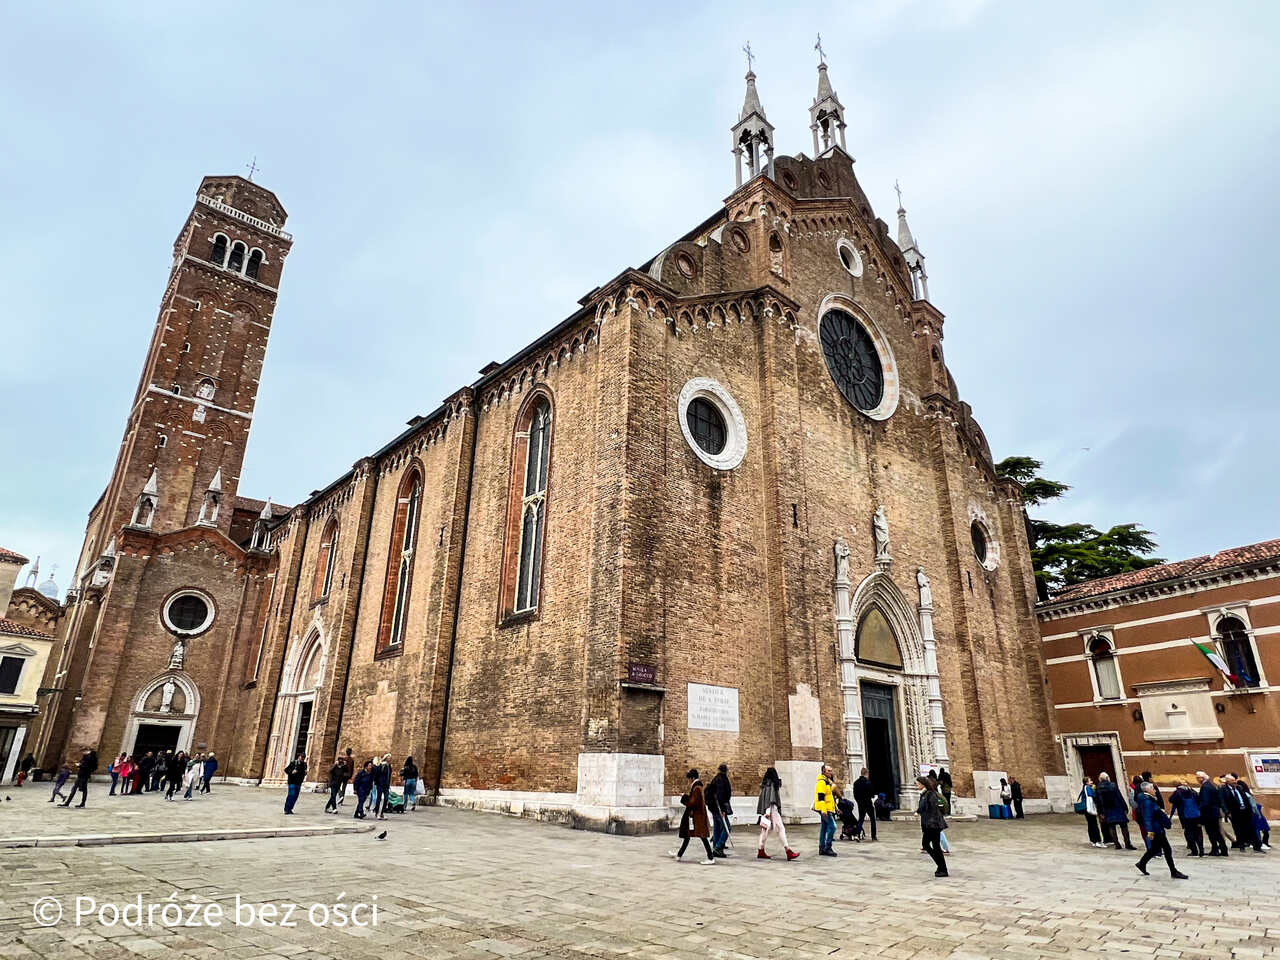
[1251,753,1280,789]
[627,662,657,685]
[688,683,739,733]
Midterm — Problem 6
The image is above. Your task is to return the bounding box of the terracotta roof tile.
[1052,537,1280,602]
[0,547,29,565]
[0,617,52,640]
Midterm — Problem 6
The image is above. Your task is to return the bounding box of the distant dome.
[38,576,58,599]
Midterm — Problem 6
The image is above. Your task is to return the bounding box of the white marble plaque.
[688,683,739,733]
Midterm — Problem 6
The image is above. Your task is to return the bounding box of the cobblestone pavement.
[1,785,1277,959]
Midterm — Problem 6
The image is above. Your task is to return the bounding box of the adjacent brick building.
[38,61,1068,827]
[1038,539,1280,819]
[0,549,61,782]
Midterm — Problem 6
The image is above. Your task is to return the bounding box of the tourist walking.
[352,760,373,819]
[201,752,217,793]
[1195,771,1228,855]
[325,756,345,813]
[372,754,392,819]
[338,748,353,806]
[137,752,155,793]
[401,756,419,813]
[852,767,876,841]
[182,753,202,800]
[108,753,124,795]
[755,767,799,860]
[1134,781,1188,879]
[814,764,838,856]
[1009,776,1025,819]
[48,762,72,803]
[1095,773,1137,849]
[1077,777,1103,846]
[1169,779,1204,857]
[165,751,187,800]
[151,751,169,791]
[916,775,949,877]
[706,763,732,857]
[283,753,307,814]
[668,768,714,864]
[61,748,98,808]
[938,767,953,815]
[1239,780,1270,850]
[1222,774,1263,852]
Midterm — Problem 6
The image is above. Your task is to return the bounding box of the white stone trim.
[162,590,216,637]
[678,377,747,471]
[1081,628,1124,702]
[1205,604,1269,688]
[967,502,1001,571]
[816,294,899,421]
[835,236,863,277]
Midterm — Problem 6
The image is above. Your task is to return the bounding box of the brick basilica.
[34,60,1070,828]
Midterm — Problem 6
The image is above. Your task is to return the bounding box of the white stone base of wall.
[774,759,824,823]
[1044,775,1075,812]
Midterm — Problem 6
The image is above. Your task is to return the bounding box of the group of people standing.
[97,750,218,800]
[282,749,422,819]
[1076,769,1270,879]
[670,762,953,878]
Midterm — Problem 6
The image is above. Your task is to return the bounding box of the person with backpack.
[916,775,949,877]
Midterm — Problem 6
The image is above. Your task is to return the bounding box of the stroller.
[837,796,858,841]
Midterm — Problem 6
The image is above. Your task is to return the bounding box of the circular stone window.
[836,237,863,278]
[970,521,988,563]
[675,251,697,279]
[163,591,214,636]
[678,378,747,470]
[817,171,832,191]
[818,306,898,419]
[782,170,798,191]
[968,513,1001,570]
[730,227,750,253]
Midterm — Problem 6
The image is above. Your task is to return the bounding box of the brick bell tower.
[33,177,291,767]
[86,176,291,554]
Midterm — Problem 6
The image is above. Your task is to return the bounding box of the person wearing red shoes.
[755,767,799,861]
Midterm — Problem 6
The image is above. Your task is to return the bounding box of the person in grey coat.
[754,767,798,861]
[916,775,949,877]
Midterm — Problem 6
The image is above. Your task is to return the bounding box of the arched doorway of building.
[122,674,200,759]
[265,628,326,780]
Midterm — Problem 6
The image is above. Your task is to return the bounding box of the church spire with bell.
[809,35,847,156]
[731,43,775,188]
[895,181,929,301]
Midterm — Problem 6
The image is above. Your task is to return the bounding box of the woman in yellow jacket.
[814,765,838,856]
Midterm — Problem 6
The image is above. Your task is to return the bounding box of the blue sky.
[2,1,1277,592]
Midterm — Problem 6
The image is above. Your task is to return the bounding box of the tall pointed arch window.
[311,519,338,602]
[502,393,552,619]
[376,467,422,655]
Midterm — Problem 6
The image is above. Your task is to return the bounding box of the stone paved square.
[0,785,1276,958]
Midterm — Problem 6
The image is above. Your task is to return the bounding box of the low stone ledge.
[0,823,372,848]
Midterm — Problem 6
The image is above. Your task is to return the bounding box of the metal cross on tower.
[742,41,754,73]
[246,156,259,181]
[815,33,826,65]
[894,179,904,208]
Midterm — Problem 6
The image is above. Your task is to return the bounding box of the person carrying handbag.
[668,768,715,864]
[1077,777,1103,847]
[755,767,799,861]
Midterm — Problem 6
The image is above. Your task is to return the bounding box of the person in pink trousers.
[755,767,799,860]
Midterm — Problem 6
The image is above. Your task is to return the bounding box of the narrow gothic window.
[311,519,338,601]
[246,249,263,280]
[376,468,422,653]
[210,235,227,266]
[1217,617,1260,687]
[503,394,552,618]
[227,241,246,273]
[1089,636,1121,700]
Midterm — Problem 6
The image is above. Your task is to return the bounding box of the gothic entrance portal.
[860,682,900,800]
[134,723,182,757]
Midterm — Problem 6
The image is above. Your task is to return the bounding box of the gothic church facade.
[38,61,1068,826]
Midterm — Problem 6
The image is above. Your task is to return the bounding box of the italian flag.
[1195,642,1239,684]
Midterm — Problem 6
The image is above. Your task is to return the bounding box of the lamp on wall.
[1215,702,1226,715]
[1131,708,1144,722]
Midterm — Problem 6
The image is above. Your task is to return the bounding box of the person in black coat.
[1095,773,1137,849]
[1134,782,1188,879]
[852,767,877,840]
[136,753,155,793]
[324,756,345,813]
[1194,771,1228,856]
[372,755,392,820]
[706,764,733,857]
[352,761,374,819]
[1221,774,1262,852]
[61,748,98,808]
[1009,777,1025,819]
[283,754,307,814]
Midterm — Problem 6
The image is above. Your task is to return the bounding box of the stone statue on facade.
[160,679,176,713]
[872,506,891,561]
[168,638,186,671]
[834,538,851,582]
[917,567,932,608]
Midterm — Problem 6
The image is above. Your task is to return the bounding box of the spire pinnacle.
[809,53,847,158]
[893,181,929,301]
[207,467,223,493]
[142,469,159,496]
[731,52,775,188]
[259,498,273,520]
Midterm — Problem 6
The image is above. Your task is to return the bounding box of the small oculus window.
[163,591,214,636]
[678,378,747,471]
[970,521,988,563]
[836,237,863,278]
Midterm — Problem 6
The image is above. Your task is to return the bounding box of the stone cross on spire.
[815,33,826,65]
[742,41,754,73]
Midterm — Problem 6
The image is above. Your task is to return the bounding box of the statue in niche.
[833,538,851,582]
[168,638,186,671]
[873,506,891,561]
[917,567,932,608]
[160,679,176,714]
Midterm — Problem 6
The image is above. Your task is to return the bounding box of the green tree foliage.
[995,456,1163,598]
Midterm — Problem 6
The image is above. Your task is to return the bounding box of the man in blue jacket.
[1095,773,1137,850]
[1135,781,1188,879]
[1195,771,1229,856]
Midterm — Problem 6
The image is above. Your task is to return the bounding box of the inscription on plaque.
[627,662,657,685]
[688,683,739,733]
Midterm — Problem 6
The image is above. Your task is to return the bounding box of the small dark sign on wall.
[627,662,657,685]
